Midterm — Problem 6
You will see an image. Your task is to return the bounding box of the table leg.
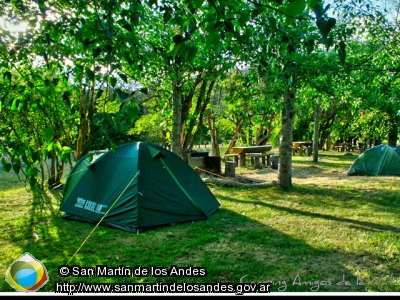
[239,153,246,167]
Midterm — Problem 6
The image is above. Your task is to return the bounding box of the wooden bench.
[248,152,274,169]
[335,146,343,152]
[293,146,313,156]
[224,153,240,167]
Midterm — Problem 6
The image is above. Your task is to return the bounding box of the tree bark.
[206,108,220,157]
[188,80,216,150]
[171,77,182,156]
[278,75,296,190]
[387,116,399,146]
[255,113,276,146]
[225,119,244,154]
[75,88,88,160]
[312,103,321,162]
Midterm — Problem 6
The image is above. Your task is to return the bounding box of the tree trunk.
[278,75,296,191]
[312,103,321,162]
[388,117,399,147]
[255,113,276,146]
[75,88,87,160]
[225,120,244,154]
[188,80,216,150]
[171,77,182,156]
[206,109,220,157]
[182,79,208,150]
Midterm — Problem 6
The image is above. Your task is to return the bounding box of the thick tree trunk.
[312,103,321,162]
[278,76,296,190]
[171,78,182,156]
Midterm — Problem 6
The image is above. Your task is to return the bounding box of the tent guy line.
[67,171,140,265]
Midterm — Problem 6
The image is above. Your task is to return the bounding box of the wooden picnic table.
[293,141,313,156]
[232,145,272,167]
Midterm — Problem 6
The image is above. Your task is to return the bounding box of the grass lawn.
[1,149,400,294]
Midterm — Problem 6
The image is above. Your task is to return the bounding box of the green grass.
[1,150,400,293]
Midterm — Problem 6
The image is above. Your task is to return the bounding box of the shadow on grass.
[292,158,354,171]
[2,196,368,293]
[292,184,400,212]
[225,195,400,234]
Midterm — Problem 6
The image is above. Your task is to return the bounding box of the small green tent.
[60,142,220,233]
[345,144,400,176]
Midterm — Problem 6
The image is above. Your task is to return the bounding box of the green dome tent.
[60,142,220,233]
[345,144,400,176]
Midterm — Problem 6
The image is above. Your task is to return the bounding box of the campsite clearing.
[1,150,400,293]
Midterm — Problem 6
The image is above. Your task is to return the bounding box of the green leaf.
[44,127,54,142]
[55,141,62,151]
[285,0,306,17]
[268,17,277,33]
[317,18,328,38]
[93,47,102,59]
[185,45,198,62]
[52,78,60,86]
[326,18,336,35]
[86,69,95,81]
[26,167,38,176]
[47,142,54,151]
[239,10,251,27]
[127,104,140,124]
[206,31,220,49]
[251,7,262,19]
[119,73,128,83]
[4,71,12,82]
[1,158,11,173]
[215,41,223,55]
[313,2,324,20]
[173,34,185,45]
[44,79,50,86]
[116,89,130,101]
[4,163,12,173]
[96,89,104,99]
[11,98,19,110]
[192,0,204,8]
[12,163,21,174]
[110,77,117,88]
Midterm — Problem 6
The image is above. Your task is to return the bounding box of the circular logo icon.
[5,252,48,292]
